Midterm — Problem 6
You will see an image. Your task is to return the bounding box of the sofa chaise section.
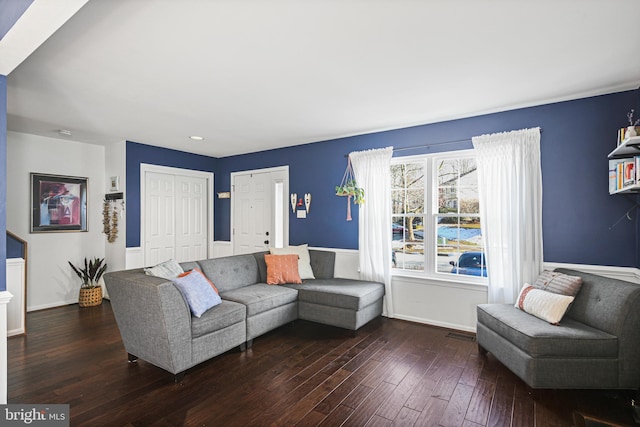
[255,249,385,331]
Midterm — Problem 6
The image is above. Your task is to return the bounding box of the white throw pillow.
[269,244,315,280]
[515,284,574,324]
[144,259,184,280]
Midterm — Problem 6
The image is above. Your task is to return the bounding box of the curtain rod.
[394,128,544,153]
[345,128,543,156]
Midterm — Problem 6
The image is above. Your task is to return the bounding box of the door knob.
[264,240,269,244]
[265,231,269,236]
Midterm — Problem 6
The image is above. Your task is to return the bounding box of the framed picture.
[31,173,88,233]
[109,176,120,192]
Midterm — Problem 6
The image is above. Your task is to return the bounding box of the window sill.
[391,270,488,290]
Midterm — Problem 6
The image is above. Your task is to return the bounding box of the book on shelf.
[609,160,618,193]
[624,160,635,186]
[617,162,624,190]
[609,157,640,193]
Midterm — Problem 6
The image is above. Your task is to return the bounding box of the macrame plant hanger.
[335,155,364,221]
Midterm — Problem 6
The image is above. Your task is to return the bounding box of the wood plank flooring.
[7,302,637,426]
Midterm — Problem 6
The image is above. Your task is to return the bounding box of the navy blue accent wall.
[6,234,23,259]
[0,0,34,40]
[0,75,7,291]
[125,141,217,248]
[214,90,639,267]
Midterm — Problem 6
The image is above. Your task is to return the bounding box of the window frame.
[391,149,487,286]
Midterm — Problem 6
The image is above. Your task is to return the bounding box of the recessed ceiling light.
[189,135,204,141]
[58,129,72,136]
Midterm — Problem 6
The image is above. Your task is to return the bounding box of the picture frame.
[31,173,88,233]
[109,176,120,192]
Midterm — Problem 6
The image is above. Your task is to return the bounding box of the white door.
[144,167,211,265]
[233,172,273,254]
[175,175,208,261]
[145,172,176,265]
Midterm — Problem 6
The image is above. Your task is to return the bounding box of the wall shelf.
[608,136,640,159]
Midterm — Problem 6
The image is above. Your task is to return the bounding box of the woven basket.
[79,287,103,307]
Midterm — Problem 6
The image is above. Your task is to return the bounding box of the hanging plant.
[336,156,365,221]
[335,180,365,205]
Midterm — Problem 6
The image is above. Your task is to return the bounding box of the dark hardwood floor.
[7,302,637,426]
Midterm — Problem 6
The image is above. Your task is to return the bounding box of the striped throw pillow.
[533,270,583,297]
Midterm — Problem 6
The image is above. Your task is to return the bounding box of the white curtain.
[350,146,394,317]
[472,128,543,304]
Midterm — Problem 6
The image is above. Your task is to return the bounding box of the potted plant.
[69,257,107,307]
[335,180,365,205]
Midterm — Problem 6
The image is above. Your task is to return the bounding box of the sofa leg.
[174,372,185,383]
[633,391,640,424]
[128,353,138,363]
[246,339,253,350]
[240,342,246,352]
[477,344,488,356]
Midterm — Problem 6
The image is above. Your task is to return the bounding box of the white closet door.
[144,172,176,265]
[175,175,208,262]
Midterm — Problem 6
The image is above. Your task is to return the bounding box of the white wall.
[7,132,106,311]
[104,141,126,276]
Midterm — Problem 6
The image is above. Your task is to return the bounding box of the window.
[391,151,485,280]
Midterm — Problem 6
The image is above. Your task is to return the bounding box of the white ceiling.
[4,0,640,158]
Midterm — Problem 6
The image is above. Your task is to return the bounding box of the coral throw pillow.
[265,254,302,285]
[270,244,315,280]
[179,268,219,294]
[515,284,574,325]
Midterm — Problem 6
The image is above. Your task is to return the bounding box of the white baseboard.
[27,299,78,313]
[393,313,476,333]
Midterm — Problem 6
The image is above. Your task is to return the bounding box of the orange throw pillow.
[178,268,219,294]
[265,254,302,285]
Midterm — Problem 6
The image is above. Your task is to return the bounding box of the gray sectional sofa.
[104,249,384,381]
[476,268,640,390]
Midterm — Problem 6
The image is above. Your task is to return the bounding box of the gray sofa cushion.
[308,250,336,280]
[284,279,384,311]
[556,268,640,335]
[191,300,246,339]
[197,255,260,292]
[221,284,298,316]
[477,304,618,358]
